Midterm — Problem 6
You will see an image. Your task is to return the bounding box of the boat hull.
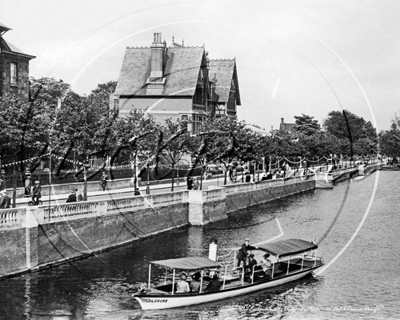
[134,267,318,310]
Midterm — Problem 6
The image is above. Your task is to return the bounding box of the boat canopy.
[150,257,221,270]
[258,239,318,258]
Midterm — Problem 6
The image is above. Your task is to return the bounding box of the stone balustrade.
[0,207,26,229]
[0,191,188,230]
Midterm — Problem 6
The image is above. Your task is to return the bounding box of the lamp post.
[83,160,90,201]
[131,153,140,195]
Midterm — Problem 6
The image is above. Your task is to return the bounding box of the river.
[0,170,398,319]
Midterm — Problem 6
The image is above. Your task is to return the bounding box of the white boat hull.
[135,269,315,310]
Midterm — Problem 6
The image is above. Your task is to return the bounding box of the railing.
[205,188,224,201]
[152,192,185,206]
[107,197,146,214]
[0,208,26,228]
[43,201,101,223]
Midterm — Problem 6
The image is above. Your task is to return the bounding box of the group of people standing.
[66,188,84,203]
[187,177,200,190]
[236,238,273,280]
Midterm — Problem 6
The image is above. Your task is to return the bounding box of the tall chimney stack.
[150,33,165,80]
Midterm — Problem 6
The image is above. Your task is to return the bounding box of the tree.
[155,119,192,190]
[189,117,257,184]
[379,113,400,158]
[293,114,320,136]
[323,110,377,156]
[323,110,376,141]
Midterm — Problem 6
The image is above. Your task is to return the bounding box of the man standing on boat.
[236,238,258,269]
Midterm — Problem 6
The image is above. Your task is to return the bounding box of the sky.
[1,0,399,132]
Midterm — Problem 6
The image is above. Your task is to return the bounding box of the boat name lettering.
[142,298,168,303]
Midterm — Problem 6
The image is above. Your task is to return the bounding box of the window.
[10,63,17,85]
[113,98,119,114]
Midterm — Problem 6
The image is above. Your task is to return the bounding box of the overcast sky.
[2,0,399,131]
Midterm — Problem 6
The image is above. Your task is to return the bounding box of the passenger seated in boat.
[261,253,273,277]
[247,254,263,280]
[189,273,201,292]
[176,273,190,293]
[205,273,221,292]
[247,254,257,274]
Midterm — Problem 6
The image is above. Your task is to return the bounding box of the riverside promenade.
[0,161,383,279]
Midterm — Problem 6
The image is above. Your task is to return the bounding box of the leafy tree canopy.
[293,113,320,136]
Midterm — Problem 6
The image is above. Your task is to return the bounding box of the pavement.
[15,174,232,207]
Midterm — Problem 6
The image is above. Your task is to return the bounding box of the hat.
[245,238,250,242]
[35,181,40,184]
[180,273,187,280]
[249,253,254,258]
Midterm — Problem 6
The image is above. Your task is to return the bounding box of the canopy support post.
[314,250,318,267]
[199,270,204,293]
[171,269,176,295]
[223,265,228,289]
[301,255,304,271]
[286,256,291,275]
[271,263,275,279]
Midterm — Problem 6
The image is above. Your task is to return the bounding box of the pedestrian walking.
[31,181,41,205]
[100,171,108,191]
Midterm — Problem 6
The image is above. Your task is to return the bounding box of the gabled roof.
[114,46,205,96]
[209,59,240,104]
[0,38,36,59]
[0,22,12,34]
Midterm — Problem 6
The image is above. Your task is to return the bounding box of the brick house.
[0,23,35,102]
[111,33,240,132]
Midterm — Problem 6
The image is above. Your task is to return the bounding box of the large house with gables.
[111,33,240,132]
[0,22,35,102]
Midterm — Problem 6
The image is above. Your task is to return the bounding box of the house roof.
[209,59,240,104]
[114,46,205,96]
[280,122,295,132]
[245,124,271,136]
[0,38,36,59]
[0,23,12,33]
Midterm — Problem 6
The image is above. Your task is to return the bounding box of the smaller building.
[0,22,35,102]
[279,117,295,133]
